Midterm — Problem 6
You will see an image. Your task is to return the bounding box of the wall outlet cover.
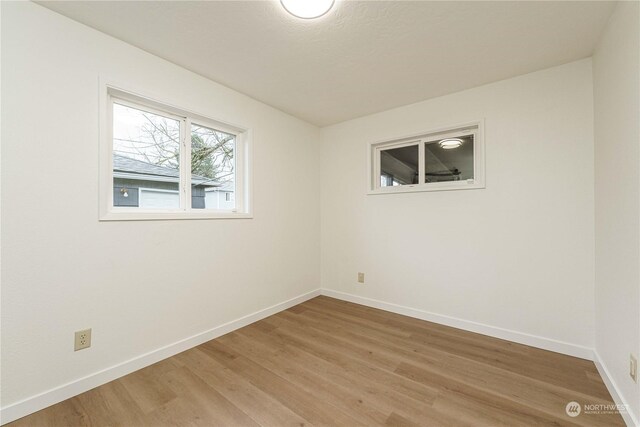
[74,329,92,351]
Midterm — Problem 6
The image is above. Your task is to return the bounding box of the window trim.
[99,81,252,221]
[367,120,485,195]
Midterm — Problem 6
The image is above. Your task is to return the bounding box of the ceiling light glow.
[439,138,463,150]
[280,0,335,19]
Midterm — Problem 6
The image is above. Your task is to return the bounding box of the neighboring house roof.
[113,154,220,187]
[205,181,235,192]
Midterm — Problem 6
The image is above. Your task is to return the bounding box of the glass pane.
[191,124,236,210]
[424,135,474,183]
[380,144,419,186]
[112,103,181,209]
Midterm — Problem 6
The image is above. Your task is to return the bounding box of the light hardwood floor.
[10,296,624,426]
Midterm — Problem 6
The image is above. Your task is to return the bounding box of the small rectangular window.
[101,85,251,220]
[369,122,484,194]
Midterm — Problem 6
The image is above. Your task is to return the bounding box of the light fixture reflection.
[439,138,463,150]
[280,0,335,19]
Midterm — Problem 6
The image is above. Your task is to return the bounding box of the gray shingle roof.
[113,154,219,187]
[114,154,179,178]
[205,180,235,192]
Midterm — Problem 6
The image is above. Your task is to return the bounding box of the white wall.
[593,1,640,423]
[321,59,596,353]
[1,0,320,411]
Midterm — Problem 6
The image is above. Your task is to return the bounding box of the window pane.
[424,135,474,183]
[112,103,181,209]
[380,145,419,186]
[191,124,236,210]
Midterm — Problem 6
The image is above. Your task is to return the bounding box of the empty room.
[1,0,639,425]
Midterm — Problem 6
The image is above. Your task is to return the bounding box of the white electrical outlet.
[75,329,92,351]
[631,354,637,383]
[357,272,365,283]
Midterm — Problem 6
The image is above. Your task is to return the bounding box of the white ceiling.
[39,1,615,126]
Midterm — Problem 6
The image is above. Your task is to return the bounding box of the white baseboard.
[320,289,594,360]
[593,351,639,427]
[0,289,321,425]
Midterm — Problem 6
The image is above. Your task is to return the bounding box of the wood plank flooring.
[9,296,625,426]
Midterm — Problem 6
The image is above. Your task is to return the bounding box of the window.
[101,86,251,220]
[369,122,484,193]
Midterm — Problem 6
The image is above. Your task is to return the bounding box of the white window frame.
[100,83,252,221]
[367,121,485,194]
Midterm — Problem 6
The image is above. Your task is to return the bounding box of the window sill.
[99,210,253,221]
[367,181,485,195]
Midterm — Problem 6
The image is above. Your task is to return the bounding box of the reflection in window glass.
[191,124,236,210]
[380,144,419,186]
[112,103,181,209]
[424,135,474,183]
